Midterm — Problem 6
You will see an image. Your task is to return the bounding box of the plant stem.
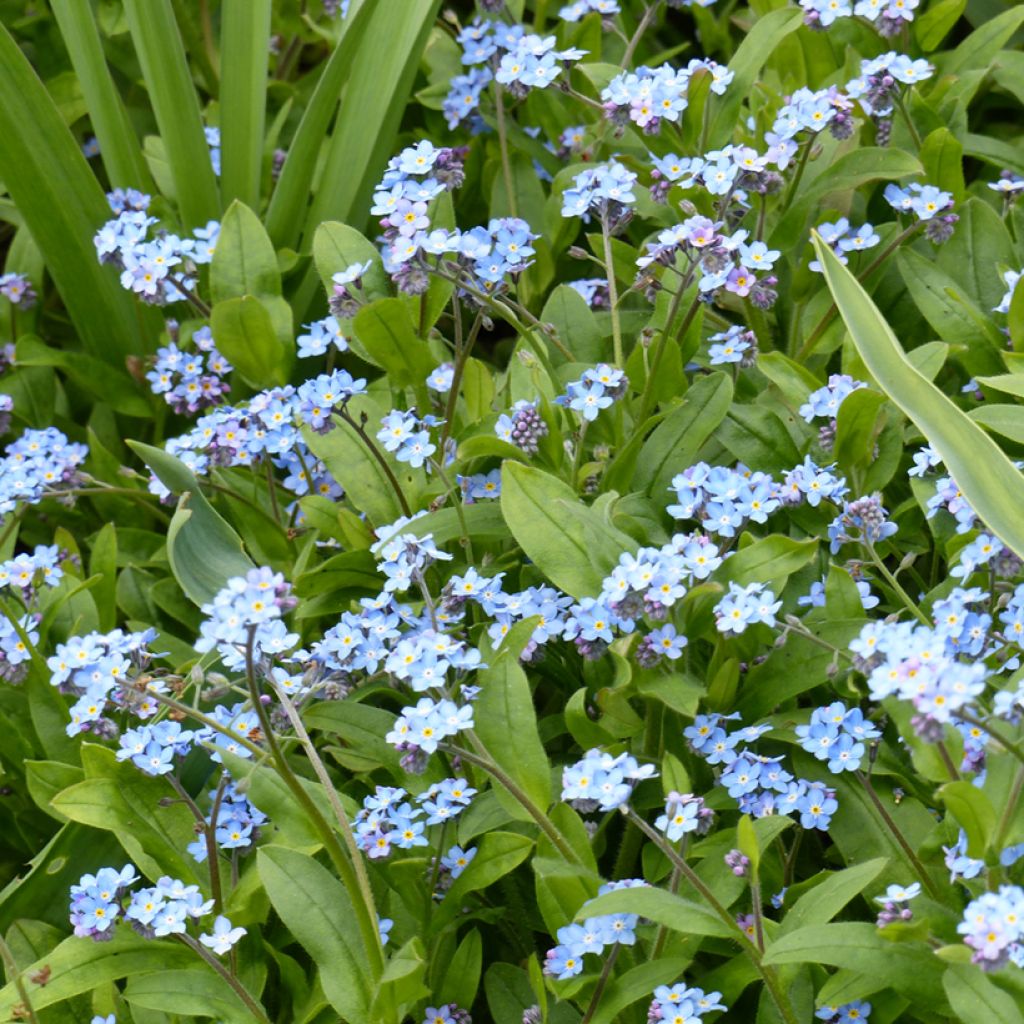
[865,543,930,626]
[892,91,922,149]
[270,681,384,969]
[781,139,812,214]
[623,808,799,1024]
[856,771,939,897]
[580,943,620,1024]
[176,934,271,1024]
[994,763,1024,850]
[243,628,384,977]
[168,274,212,318]
[495,84,518,219]
[0,931,40,1024]
[335,405,411,518]
[636,289,700,424]
[601,213,624,366]
[168,775,224,915]
[446,742,582,865]
[621,0,661,67]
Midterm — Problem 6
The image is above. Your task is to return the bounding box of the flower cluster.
[847,53,933,118]
[708,324,757,365]
[48,627,160,735]
[648,983,727,1022]
[668,463,782,537]
[801,0,916,34]
[636,212,779,306]
[559,0,620,21]
[495,400,549,453]
[0,426,88,517]
[687,712,839,828]
[772,86,854,141]
[810,220,880,271]
[714,582,781,635]
[297,314,349,359]
[884,182,954,222]
[958,886,1024,969]
[0,543,64,594]
[185,780,267,861]
[377,409,439,468]
[94,189,218,305]
[556,364,628,421]
[601,60,732,134]
[799,374,866,422]
[796,702,880,773]
[874,881,919,927]
[354,781,476,861]
[655,792,713,841]
[146,327,232,415]
[828,494,898,553]
[815,1002,872,1024]
[0,271,36,309]
[560,749,657,812]
[543,879,647,979]
[561,161,638,222]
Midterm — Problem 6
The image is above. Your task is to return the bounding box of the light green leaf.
[716,535,818,589]
[500,462,636,598]
[0,24,161,361]
[943,963,1024,1024]
[218,0,271,209]
[634,372,734,496]
[123,0,220,226]
[211,201,282,303]
[124,968,260,1024]
[813,234,1024,559]
[354,298,435,386]
[211,295,293,388]
[257,846,372,1022]
[939,780,997,858]
[780,858,888,936]
[128,441,253,605]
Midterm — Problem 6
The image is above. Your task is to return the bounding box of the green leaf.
[834,388,886,476]
[125,968,260,1024]
[939,780,997,858]
[299,0,442,241]
[211,201,283,303]
[0,930,195,1018]
[211,296,293,389]
[576,886,733,938]
[302,413,406,527]
[0,24,160,362]
[218,0,271,209]
[472,626,552,825]
[706,8,803,149]
[257,846,372,1022]
[915,0,965,50]
[89,522,118,632]
[51,771,200,885]
[943,963,1024,1024]
[968,404,1024,443]
[354,298,435,386]
[431,832,535,932]
[717,403,802,473]
[779,858,888,936]
[49,0,152,190]
[919,128,966,202]
[941,5,1024,76]
[541,284,605,363]
[634,372,734,496]
[438,929,483,1010]
[813,234,1024,559]
[312,220,388,298]
[500,462,636,598]
[129,441,254,605]
[123,0,220,226]
[265,0,378,247]
[936,198,1017,314]
[896,248,1005,358]
[763,923,947,1008]
[716,535,818,589]
[588,959,692,1024]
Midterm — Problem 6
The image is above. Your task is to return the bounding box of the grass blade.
[812,233,1024,558]
[123,0,220,226]
[50,0,152,191]
[264,0,376,248]
[0,24,160,361]
[291,0,442,316]
[219,0,271,209]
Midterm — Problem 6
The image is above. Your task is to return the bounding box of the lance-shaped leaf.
[812,234,1024,558]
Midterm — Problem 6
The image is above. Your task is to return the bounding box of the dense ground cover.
[1,0,1024,1021]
